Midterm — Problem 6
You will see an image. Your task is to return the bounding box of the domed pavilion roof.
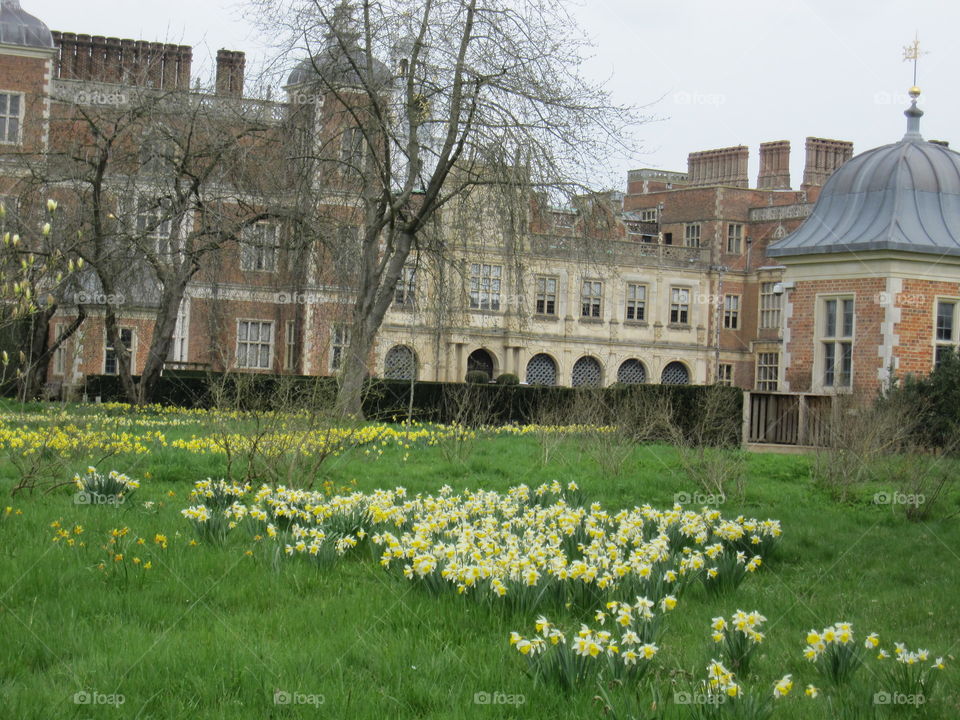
[0,0,54,49]
[768,90,960,258]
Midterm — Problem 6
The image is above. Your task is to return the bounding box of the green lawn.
[0,403,957,719]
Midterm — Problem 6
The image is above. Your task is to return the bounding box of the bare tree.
[251,0,642,417]
[34,83,287,404]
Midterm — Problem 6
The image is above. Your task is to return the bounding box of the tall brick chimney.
[757,140,791,190]
[687,146,749,188]
[216,50,245,98]
[802,137,853,190]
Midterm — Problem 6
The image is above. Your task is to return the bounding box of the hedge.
[81,372,744,446]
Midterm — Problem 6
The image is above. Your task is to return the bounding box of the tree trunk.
[17,306,86,401]
[137,278,190,405]
[334,328,371,418]
[17,308,53,402]
[103,299,138,405]
[334,230,415,419]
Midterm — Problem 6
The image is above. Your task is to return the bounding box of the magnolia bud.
[42,223,52,236]
[47,199,58,212]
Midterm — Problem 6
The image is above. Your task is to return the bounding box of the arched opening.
[384,345,418,380]
[466,349,495,381]
[525,353,557,386]
[661,361,690,385]
[572,356,602,387]
[617,359,647,384]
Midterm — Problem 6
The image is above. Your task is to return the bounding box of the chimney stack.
[51,33,192,88]
[687,146,749,188]
[757,140,791,190]
[216,50,245,98]
[802,137,853,190]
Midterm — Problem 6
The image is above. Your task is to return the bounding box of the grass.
[0,402,958,719]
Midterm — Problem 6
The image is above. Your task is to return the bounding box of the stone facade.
[24,2,959,403]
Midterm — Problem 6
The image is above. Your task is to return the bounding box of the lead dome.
[769,92,960,258]
[0,0,54,49]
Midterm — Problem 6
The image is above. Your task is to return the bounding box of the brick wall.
[783,277,886,394]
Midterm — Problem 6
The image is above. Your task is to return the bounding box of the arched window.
[384,345,418,380]
[661,361,690,385]
[617,359,647,384]
[572,356,602,387]
[467,349,495,380]
[525,353,557,386]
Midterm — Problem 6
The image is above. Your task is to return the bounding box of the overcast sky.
[28,0,957,190]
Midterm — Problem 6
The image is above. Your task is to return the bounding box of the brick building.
[4,1,950,401]
[768,87,960,396]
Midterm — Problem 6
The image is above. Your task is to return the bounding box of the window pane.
[842,299,854,337]
[9,95,20,114]
[824,342,835,386]
[839,342,852,386]
[825,300,837,337]
[937,301,954,341]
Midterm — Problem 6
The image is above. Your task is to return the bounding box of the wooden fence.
[743,392,834,447]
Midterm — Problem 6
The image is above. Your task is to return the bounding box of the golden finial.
[902,33,928,91]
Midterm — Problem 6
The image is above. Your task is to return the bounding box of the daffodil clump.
[180,479,251,543]
[704,658,744,700]
[699,541,764,597]
[877,640,946,704]
[0,403,624,465]
[710,609,766,673]
[0,423,160,457]
[179,482,780,615]
[94,526,155,583]
[509,596,673,690]
[803,623,867,685]
[73,466,140,505]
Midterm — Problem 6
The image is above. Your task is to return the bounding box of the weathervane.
[902,33,928,90]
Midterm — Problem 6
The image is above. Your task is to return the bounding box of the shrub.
[465,370,490,384]
[495,373,519,385]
